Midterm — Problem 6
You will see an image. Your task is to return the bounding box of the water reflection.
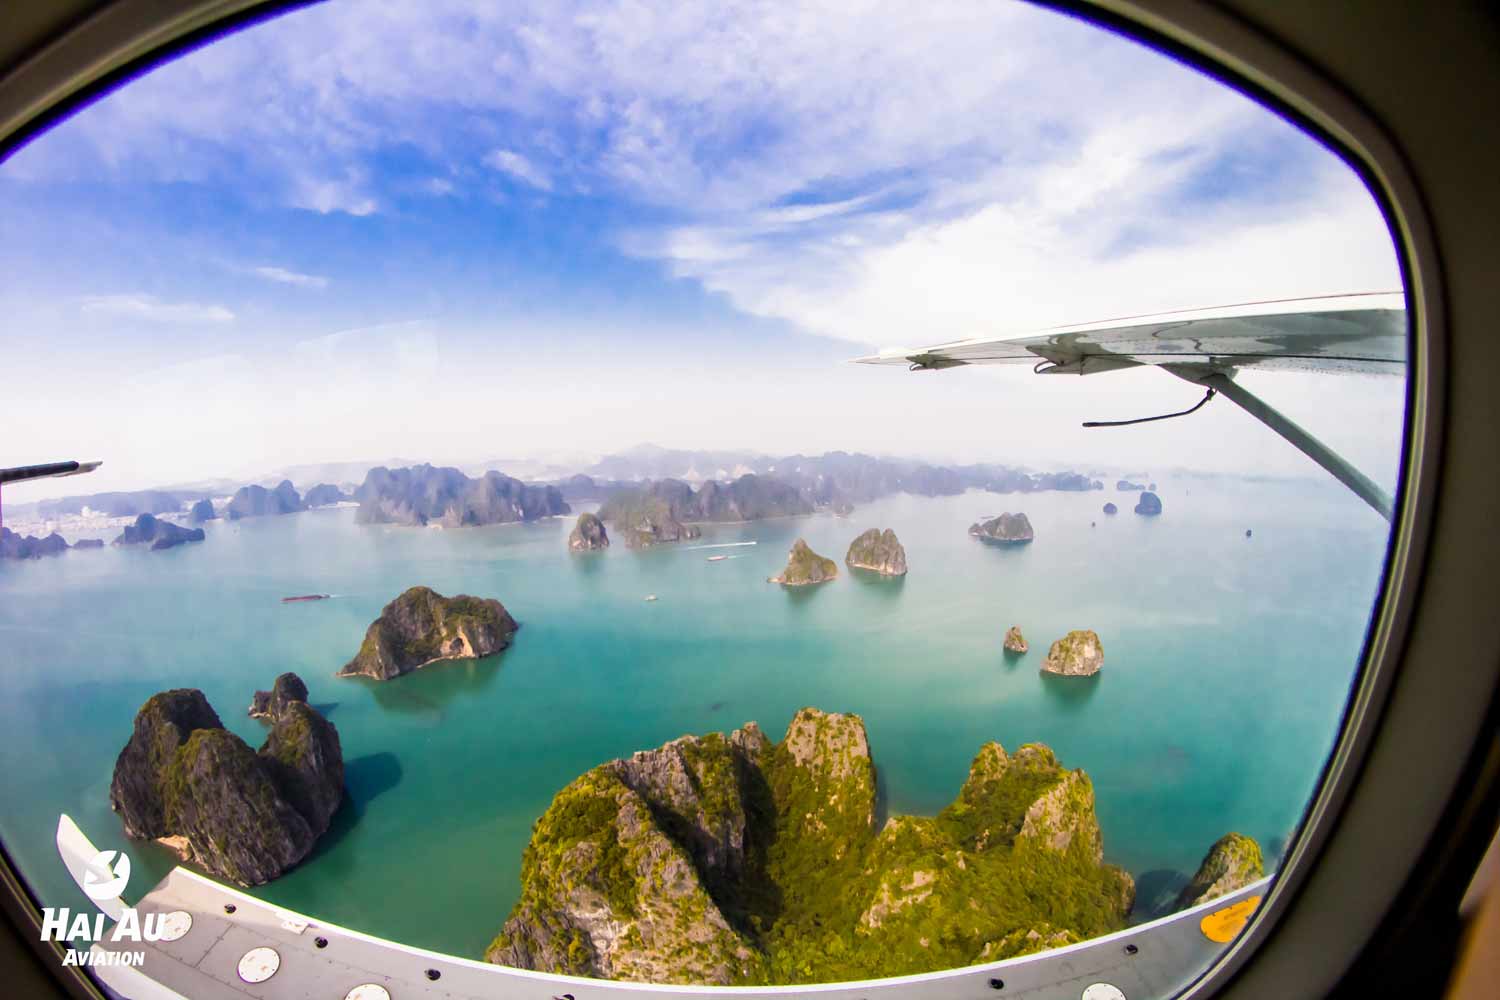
[1132,868,1191,921]
[848,567,907,597]
[302,752,404,865]
[363,654,506,722]
[1038,670,1103,711]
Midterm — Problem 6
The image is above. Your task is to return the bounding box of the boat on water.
[281,594,330,603]
[707,555,728,562]
[644,594,659,602]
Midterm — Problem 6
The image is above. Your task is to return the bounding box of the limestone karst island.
[1042,630,1105,677]
[970,512,1035,544]
[486,708,1261,985]
[845,528,908,576]
[769,539,838,586]
[109,679,343,886]
[339,586,519,681]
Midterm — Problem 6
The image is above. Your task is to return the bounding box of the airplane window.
[0,1,1406,996]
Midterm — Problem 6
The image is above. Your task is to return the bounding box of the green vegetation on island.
[845,528,907,576]
[1175,833,1265,908]
[338,586,519,681]
[487,709,1135,985]
[769,539,837,586]
[1042,630,1104,677]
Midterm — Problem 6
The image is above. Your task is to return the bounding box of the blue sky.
[0,0,1404,498]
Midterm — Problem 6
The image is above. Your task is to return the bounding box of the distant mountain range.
[582,446,1102,505]
[12,446,1106,527]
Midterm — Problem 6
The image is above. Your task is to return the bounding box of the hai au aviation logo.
[82,851,130,901]
[42,848,165,967]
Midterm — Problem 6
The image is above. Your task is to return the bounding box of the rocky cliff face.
[1175,833,1264,908]
[249,672,309,719]
[597,487,701,548]
[112,513,205,550]
[226,480,304,520]
[845,528,907,576]
[0,527,70,560]
[597,475,810,548]
[1003,626,1028,654]
[769,539,837,586]
[1134,491,1163,516]
[302,483,349,507]
[355,465,568,527]
[338,586,519,680]
[693,475,813,521]
[108,687,343,886]
[970,512,1035,544]
[189,499,217,522]
[489,710,1134,985]
[1042,630,1104,676]
[568,512,610,551]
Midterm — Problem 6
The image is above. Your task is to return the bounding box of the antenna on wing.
[1082,388,1217,428]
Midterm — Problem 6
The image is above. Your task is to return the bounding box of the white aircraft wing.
[851,292,1409,522]
[852,292,1406,377]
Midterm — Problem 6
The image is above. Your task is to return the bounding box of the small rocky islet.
[114,512,205,551]
[1041,629,1104,677]
[1003,625,1028,654]
[249,672,310,720]
[769,538,837,586]
[108,677,343,887]
[1175,832,1266,908]
[338,586,519,681]
[970,511,1035,544]
[845,527,907,576]
[567,511,610,551]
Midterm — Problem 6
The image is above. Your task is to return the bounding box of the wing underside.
[851,292,1408,521]
[852,292,1407,376]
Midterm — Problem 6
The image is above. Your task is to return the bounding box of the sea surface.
[0,477,1391,961]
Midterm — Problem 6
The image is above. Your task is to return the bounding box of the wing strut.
[1164,368,1394,522]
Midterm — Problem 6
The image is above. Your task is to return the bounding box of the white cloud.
[251,265,329,289]
[79,294,234,323]
[9,2,1408,491]
[33,4,1401,339]
[292,170,377,216]
[483,149,552,191]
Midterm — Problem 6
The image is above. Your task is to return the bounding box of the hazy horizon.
[2,1,1406,504]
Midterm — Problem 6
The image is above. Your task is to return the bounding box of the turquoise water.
[0,478,1389,960]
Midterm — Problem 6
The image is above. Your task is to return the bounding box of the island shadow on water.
[1038,669,1103,711]
[1131,868,1192,923]
[299,751,404,865]
[847,566,907,597]
[361,654,508,724]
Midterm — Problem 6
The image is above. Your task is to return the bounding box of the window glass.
[0,1,1405,994]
